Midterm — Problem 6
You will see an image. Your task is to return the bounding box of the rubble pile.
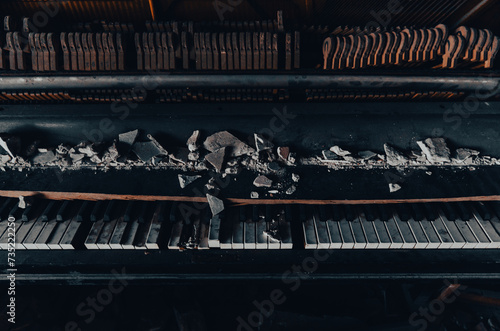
[0,132,497,203]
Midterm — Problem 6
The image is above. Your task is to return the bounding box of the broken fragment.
[292,173,300,182]
[205,147,226,172]
[178,174,201,189]
[286,185,297,195]
[389,183,401,193]
[132,140,167,162]
[384,144,408,166]
[250,191,259,199]
[417,138,450,164]
[456,148,480,163]
[330,146,351,157]
[253,175,272,188]
[0,135,20,158]
[322,150,343,161]
[203,131,254,157]
[18,196,26,209]
[277,147,290,162]
[254,133,274,152]
[358,150,377,160]
[187,130,200,152]
[171,148,190,164]
[118,129,139,146]
[206,194,224,216]
[32,150,58,164]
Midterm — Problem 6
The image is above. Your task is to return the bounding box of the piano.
[0,0,499,285]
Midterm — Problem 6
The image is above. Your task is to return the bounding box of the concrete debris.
[384,144,408,166]
[187,130,200,152]
[292,173,300,182]
[277,147,290,162]
[0,135,20,158]
[456,148,480,162]
[18,196,26,209]
[288,153,296,164]
[417,138,451,164]
[322,150,343,161]
[102,143,119,163]
[426,171,432,175]
[90,155,102,164]
[147,134,168,155]
[267,162,281,172]
[188,151,199,161]
[178,174,201,189]
[132,141,166,162]
[358,150,377,160]
[0,155,11,164]
[69,153,85,162]
[286,185,297,195]
[253,175,272,188]
[254,133,274,152]
[206,194,224,216]
[56,144,70,155]
[268,190,279,194]
[250,191,259,198]
[78,144,98,158]
[389,183,401,193]
[118,129,139,146]
[171,148,189,164]
[205,147,226,172]
[32,150,58,164]
[224,166,241,175]
[203,131,255,157]
[330,146,351,157]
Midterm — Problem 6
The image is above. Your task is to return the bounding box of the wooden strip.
[2,190,500,206]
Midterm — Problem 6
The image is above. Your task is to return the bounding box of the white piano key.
[219,210,233,249]
[302,206,317,249]
[232,208,244,249]
[392,212,416,249]
[471,206,500,248]
[256,207,268,249]
[145,202,167,249]
[357,208,379,249]
[325,207,342,249]
[243,207,256,249]
[168,221,183,249]
[437,210,465,249]
[279,206,293,249]
[313,207,330,249]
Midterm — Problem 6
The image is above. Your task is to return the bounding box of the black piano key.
[363,204,376,222]
[85,219,106,249]
[8,203,20,222]
[34,202,62,250]
[437,204,465,248]
[59,201,91,249]
[22,203,33,222]
[475,202,491,220]
[456,202,472,221]
[396,204,411,221]
[371,206,392,249]
[337,206,354,248]
[121,203,144,249]
[133,202,152,249]
[90,201,103,222]
[103,200,115,222]
[76,201,90,222]
[56,200,70,222]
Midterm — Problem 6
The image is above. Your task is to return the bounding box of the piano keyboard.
[3,197,500,250]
